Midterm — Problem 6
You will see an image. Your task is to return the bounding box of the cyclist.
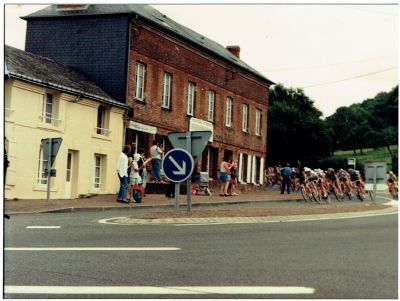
[325,168,343,195]
[338,168,352,194]
[315,168,328,199]
[387,171,398,198]
[349,169,365,199]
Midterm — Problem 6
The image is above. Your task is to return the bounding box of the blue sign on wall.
[162,148,194,183]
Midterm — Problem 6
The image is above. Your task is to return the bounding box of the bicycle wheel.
[322,191,331,204]
[300,187,308,202]
[357,188,365,202]
[310,184,321,204]
[332,186,342,202]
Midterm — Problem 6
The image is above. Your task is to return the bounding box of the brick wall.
[127,22,269,159]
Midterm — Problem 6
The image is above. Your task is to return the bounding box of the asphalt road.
[4,207,398,299]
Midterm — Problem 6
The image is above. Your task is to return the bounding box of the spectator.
[150,140,163,183]
[116,145,131,203]
[137,147,150,191]
[129,153,145,203]
[220,156,233,196]
[229,166,238,196]
[4,137,9,185]
[280,163,292,194]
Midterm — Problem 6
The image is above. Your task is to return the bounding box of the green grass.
[334,145,398,171]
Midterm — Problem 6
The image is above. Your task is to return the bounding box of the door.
[65,151,73,199]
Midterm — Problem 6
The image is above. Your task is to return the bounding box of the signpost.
[364,161,387,201]
[167,131,211,211]
[347,158,356,169]
[162,148,194,211]
[41,138,62,200]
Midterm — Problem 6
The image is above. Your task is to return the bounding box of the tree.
[267,84,332,166]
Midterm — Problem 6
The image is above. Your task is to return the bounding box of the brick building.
[23,4,274,184]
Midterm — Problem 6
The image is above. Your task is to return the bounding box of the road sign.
[162,148,195,183]
[347,158,356,168]
[41,138,62,167]
[167,131,212,162]
[364,162,387,199]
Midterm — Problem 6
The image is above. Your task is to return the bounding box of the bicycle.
[328,181,344,202]
[340,181,353,200]
[352,181,366,202]
[388,182,398,199]
[299,182,314,203]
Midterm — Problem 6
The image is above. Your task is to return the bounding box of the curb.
[5,197,303,215]
[100,205,398,225]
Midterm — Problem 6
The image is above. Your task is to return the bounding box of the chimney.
[226,45,241,58]
[56,4,89,11]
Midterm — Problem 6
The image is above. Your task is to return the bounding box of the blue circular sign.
[162,148,194,183]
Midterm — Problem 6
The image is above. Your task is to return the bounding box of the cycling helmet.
[304,167,311,172]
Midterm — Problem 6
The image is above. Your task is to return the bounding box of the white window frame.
[94,155,102,189]
[255,108,262,136]
[242,104,249,132]
[226,97,233,127]
[208,90,215,122]
[37,147,48,185]
[162,72,172,109]
[95,105,111,136]
[41,93,54,124]
[135,62,146,101]
[187,82,196,116]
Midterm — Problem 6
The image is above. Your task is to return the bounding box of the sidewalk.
[5,189,302,214]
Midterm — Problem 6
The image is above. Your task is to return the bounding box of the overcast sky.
[4,3,398,117]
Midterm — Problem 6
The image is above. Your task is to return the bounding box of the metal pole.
[174,182,180,211]
[373,166,377,202]
[186,131,192,212]
[46,138,52,201]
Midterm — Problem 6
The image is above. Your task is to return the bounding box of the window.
[41,93,55,124]
[94,155,102,189]
[162,72,172,109]
[242,104,249,132]
[37,146,48,185]
[187,82,196,116]
[226,97,233,127]
[255,108,262,136]
[208,90,215,122]
[95,105,110,136]
[40,93,60,126]
[135,62,146,101]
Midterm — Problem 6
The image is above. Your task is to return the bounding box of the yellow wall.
[4,79,125,200]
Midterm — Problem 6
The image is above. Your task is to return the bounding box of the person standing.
[129,153,145,203]
[137,147,149,191]
[116,145,131,203]
[4,137,9,185]
[219,156,234,196]
[280,163,292,194]
[150,140,163,183]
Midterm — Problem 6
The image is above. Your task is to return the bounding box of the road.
[4,203,398,299]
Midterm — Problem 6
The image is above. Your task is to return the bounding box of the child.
[229,166,238,196]
[129,154,145,203]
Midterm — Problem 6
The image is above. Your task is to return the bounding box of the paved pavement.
[5,189,302,214]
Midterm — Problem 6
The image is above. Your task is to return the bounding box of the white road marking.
[26,226,61,229]
[5,247,180,251]
[4,285,315,295]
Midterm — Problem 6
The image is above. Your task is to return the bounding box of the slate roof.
[23,4,274,85]
[5,45,128,109]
